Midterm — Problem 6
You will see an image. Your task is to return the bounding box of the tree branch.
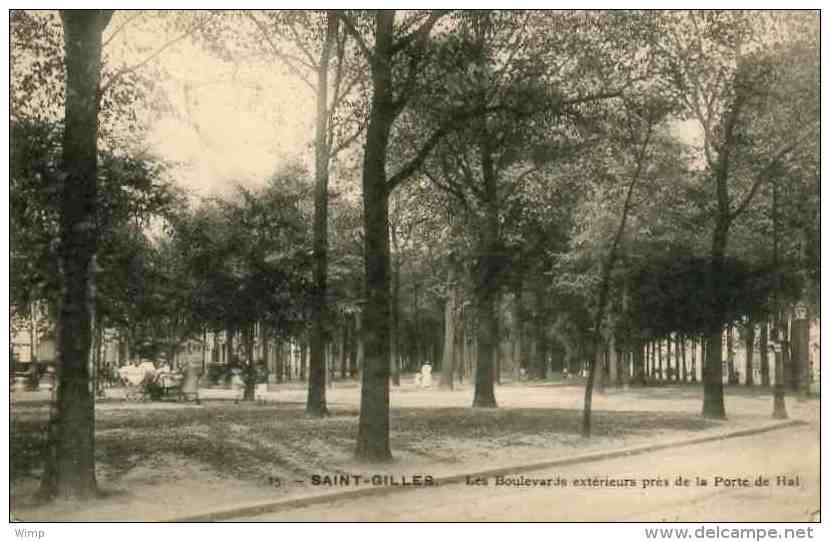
[330,71,363,116]
[423,168,471,213]
[245,12,316,92]
[387,125,450,192]
[103,11,143,48]
[561,89,624,108]
[729,128,817,222]
[286,16,319,68]
[335,12,373,63]
[101,16,203,95]
[327,20,346,149]
[714,91,746,215]
[455,151,486,202]
[390,10,451,55]
[330,121,367,160]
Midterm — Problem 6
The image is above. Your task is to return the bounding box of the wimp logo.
[14,529,46,539]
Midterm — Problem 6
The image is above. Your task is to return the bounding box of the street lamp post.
[791,301,810,397]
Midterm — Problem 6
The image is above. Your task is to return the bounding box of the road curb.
[172,419,804,522]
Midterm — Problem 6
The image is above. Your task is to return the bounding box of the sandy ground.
[10,380,819,522]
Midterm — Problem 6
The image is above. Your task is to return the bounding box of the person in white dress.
[421,363,432,388]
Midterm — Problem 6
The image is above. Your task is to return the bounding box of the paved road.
[240,423,819,522]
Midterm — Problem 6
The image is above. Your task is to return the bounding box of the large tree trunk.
[471,133,499,409]
[355,13,396,462]
[772,312,789,418]
[40,9,112,502]
[702,219,729,419]
[306,12,338,417]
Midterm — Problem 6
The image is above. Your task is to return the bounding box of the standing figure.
[421,363,432,388]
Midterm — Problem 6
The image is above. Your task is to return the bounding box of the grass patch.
[11,401,718,487]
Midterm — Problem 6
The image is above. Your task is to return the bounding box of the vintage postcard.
[7,6,821,536]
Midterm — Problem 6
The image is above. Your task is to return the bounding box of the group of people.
[117,359,177,387]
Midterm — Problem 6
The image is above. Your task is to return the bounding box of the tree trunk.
[201,328,207,374]
[226,327,236,366]
[242,326,255,401]
[702,219,729,419]
[300,338,307,381]
[327,340,335,388]
[690,337,698,383]
[680,334,687,383]
[772,311,789,418]
[657,338,663,381]
[95,323,104,396]
[29,301,40,390]
[306,12,338,417]
[390,242,402,386]
[40,9,113,502]
[349,312,359,379]
[609,335,618,387]
[341,317,349,380]
[355,13,396,462]
[596,346,607,394]
[457,313,465,384]
[633,343,646,385]
[744,321,755,386]
[512,288,524,380]
[355,309,364,378]
[260,324,269,377]
[471,131,499,409]
[760,321,770,387]
[440,264,456,390]
[670,336,677,381]
[726,325,736,384]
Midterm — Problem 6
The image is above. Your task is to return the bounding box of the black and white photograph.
[7,5,822,533]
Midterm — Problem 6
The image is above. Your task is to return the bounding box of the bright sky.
[108,13,318,197]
